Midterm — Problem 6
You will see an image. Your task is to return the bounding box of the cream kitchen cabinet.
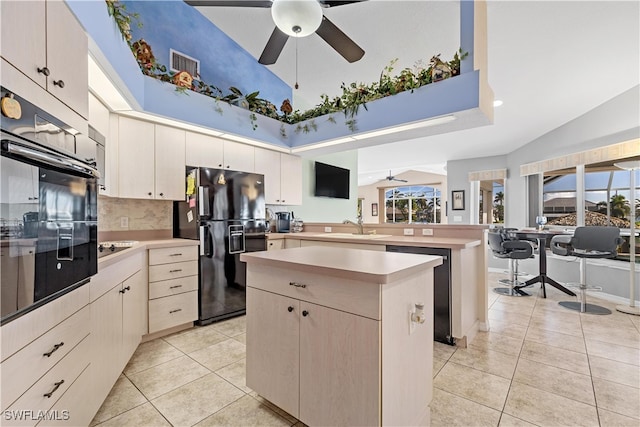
[267,238,284,251]
[247,287,379,426]
[243,247,437,426]
[185,132,254,172]
[0,0,88,118]
[255,148,302,205]
[148,246,198,333]
[0,285,91,427]
[89,252,147,419]
[117,117,185,200]
[299,239,385,251]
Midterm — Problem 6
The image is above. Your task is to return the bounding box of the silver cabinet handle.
[169,309,182,314]
[289,282,306,288]
[169,253,183,257]
[169,285,183,289]
[169,269,182,273]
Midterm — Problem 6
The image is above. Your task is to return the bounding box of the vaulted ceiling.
[190,0,640,185]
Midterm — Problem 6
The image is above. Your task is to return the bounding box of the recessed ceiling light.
[493,100,503,107]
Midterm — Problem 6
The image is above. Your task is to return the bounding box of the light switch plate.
[403,228,414,236]
[422,228,434,236]
[120,216,129,228]
[324,226,332,232]
[453,215,463,222]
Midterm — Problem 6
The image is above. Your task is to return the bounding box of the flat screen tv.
[314,161,350,199]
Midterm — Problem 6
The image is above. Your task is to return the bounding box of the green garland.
[106,0,467,131]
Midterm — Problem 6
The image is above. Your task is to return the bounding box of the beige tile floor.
[92,272,640,427]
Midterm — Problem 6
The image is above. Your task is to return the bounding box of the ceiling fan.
[385,170,408,183]
[184,0,366,65]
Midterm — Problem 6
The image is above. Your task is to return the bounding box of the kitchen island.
[240,246,442,427]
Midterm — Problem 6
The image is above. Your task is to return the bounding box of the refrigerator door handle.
[200,225,213,257]
[198,186,210,218]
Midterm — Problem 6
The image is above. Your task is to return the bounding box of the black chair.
[550,226,624,315]
[488,229,535,297]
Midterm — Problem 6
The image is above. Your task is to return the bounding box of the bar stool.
[488,229,535,297]
[550,226,623,314]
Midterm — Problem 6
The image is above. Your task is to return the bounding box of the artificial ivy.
[106,0,467,133]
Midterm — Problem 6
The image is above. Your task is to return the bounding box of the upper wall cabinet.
[117,117,185,200]
[0,0,88,118]
[255,148,302,205]
[185,132,254,172]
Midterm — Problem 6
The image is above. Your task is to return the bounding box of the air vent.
[170,49,200,79]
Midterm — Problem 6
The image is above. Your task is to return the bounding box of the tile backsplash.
[99,196,173,232]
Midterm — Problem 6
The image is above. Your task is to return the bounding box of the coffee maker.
[275,212,291,233]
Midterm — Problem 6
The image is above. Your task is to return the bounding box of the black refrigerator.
[174,167,267,325]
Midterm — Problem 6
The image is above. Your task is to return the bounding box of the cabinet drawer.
[1,305,90,411]
[148,291,198,333]
[267,239,284,250]
[6,335,91,426]
[36,364,92,427]
[149,246,198,265]
[247,265,381,320]
[149,260,198,282]
[149,275,198,300]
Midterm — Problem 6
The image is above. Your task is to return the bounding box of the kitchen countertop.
[97,238,198,269]
[240,246,443,284]
[266,231,480,250]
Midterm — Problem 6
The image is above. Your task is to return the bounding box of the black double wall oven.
[1,88,99,324]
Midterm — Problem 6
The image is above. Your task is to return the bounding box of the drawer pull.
[302,310,309,317]
[169,285,183,289]
[119,285,131,294]
[169,308,182,314]
[43,380,64,398]
[169,269,182,273]
[169,253,183,257]
[287,306,294,312]
[43,342,64,357]
[289,282,307,288]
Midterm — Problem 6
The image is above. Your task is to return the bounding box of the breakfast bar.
[241,246,442,427]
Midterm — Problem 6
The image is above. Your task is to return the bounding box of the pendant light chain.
[295,36,299,90]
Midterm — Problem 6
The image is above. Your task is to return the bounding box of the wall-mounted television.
[314,161,350,199]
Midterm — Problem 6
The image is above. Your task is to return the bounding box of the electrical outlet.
[324,226,332,233]
[453,215,463,222]
[120,216,129,228]
[403,228,414,236]
[422,228,434,236]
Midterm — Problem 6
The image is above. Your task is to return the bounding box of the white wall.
[446,155,508,224]
[447,85,640,228]
[358,170,447,224]
[288,150,359,223]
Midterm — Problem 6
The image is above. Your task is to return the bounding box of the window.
[170,49,200,78]
[384,185,441,224]
[539,158,640,262]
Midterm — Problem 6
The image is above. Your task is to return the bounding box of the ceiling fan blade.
[315,16,364,63]
[259,27,289,65]
[394,178,409,183]
[184,0,272,7]
[319,0,367,8]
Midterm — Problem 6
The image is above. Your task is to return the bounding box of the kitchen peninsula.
[241,246,442,427]
[266,228,485,346]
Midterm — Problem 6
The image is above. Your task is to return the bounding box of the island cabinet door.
[299,302,381,427]
[246,287,300,418]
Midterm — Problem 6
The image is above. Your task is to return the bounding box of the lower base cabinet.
[247,287,380,426]
[89,253,147,419]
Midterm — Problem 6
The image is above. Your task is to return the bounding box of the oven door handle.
[2,139,99,179]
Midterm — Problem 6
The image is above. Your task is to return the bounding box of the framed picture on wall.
[372,203,378,216]
[452,190,465,210]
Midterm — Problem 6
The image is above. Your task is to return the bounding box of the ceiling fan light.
[271,0,323,37]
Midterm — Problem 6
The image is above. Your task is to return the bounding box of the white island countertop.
[240,245,442,284]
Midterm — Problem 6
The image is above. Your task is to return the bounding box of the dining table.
[511,229,576,298]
